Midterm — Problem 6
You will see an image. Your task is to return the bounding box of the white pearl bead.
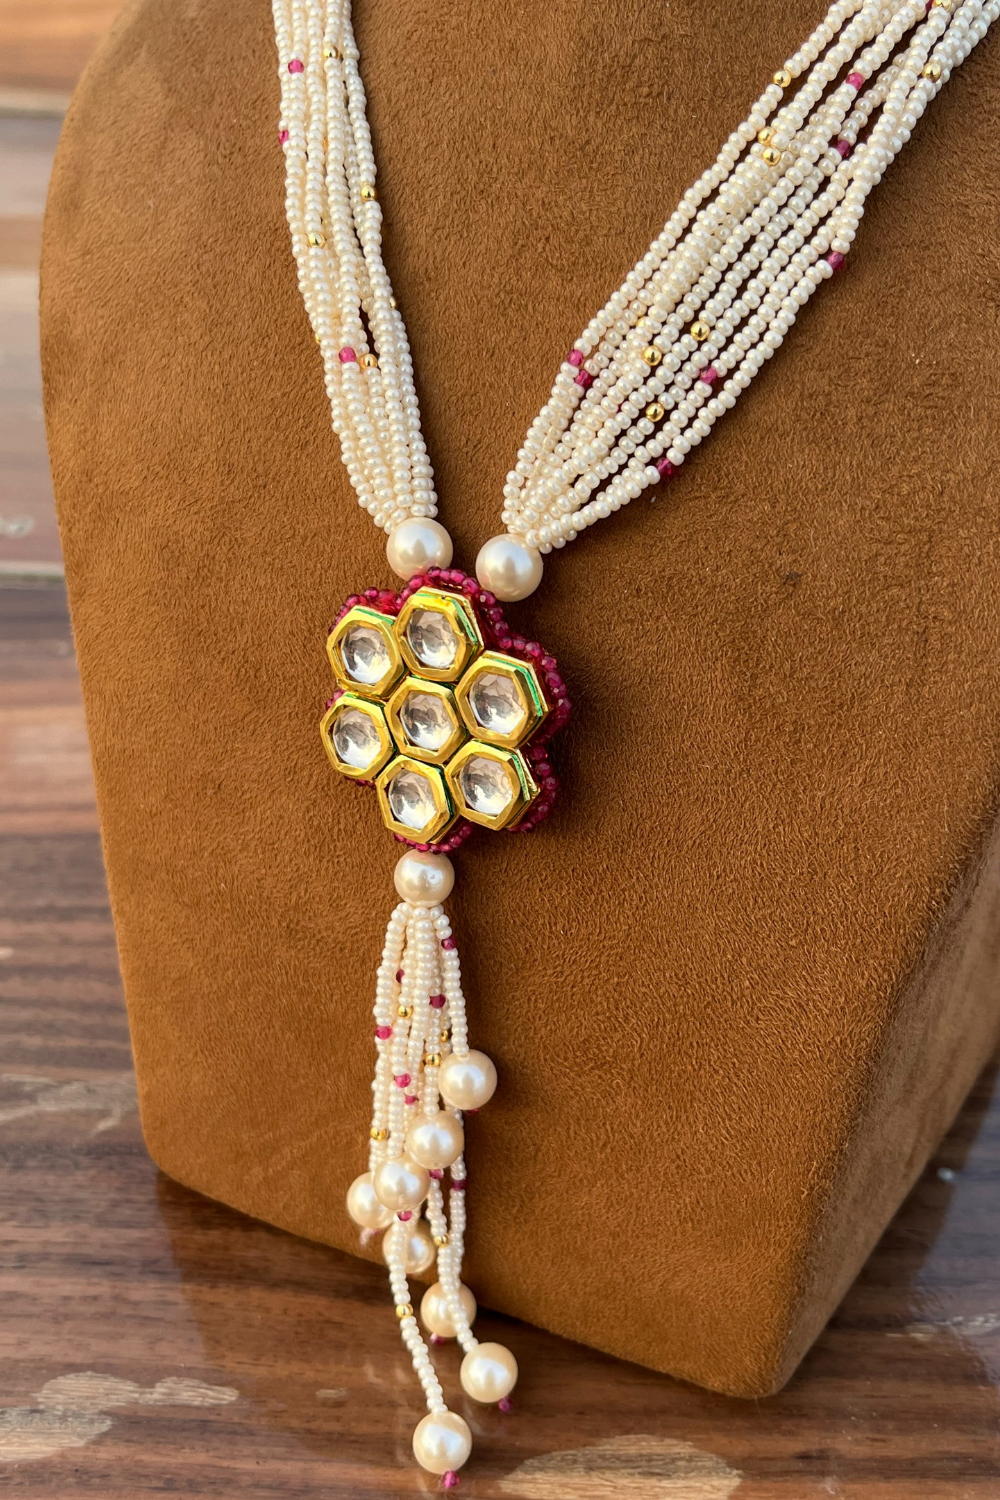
[475,535,544,601]
[406,1111,464,1170]
[420,1280,477,1338]
[460,1342,518,1403]
[438,1050,497,1111]
[383,1218,436,1275]
[386,518,453,580]
[393,851,454,907]
[412,1411,472,1475]
[346,1171,394,1230]
[373,1155,429,1212]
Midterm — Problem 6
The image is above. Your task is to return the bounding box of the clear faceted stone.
[406,608,459,671]
[400,691,455,752]
[332,707,382,770]
[387,767,439,831]
[341,623,391,685]
[469,671,526,737]
[459,755,514,818]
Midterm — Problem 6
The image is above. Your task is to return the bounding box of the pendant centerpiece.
[320,568,570,851]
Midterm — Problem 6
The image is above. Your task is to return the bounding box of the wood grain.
[0,580,998,1497]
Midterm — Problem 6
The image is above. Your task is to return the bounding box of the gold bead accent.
[323,43,340,59]
[645,402,665,422]
[641,345,662,367]
[395,1303,414,1320]
[397,1002,413,1018]
[307,231,326,248]
[922,59,942,79]
[360,184,378,202]
[370,1126,389,1141]
[360,353,379,370]
[424,1053,442,1069]
[689,321,711,342]
[758,127,775,146]
[433,1234,450,1248]
[774,68,792,88]
[389,296,398,310]
[931,0,952,9]
[762,146,781,167]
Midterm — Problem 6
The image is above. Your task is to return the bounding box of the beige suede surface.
[40,0,1000,1396]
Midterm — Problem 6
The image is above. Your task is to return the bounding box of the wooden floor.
[0,580,998,1497]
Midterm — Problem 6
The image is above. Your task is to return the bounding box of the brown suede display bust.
[40,0,1000,1398]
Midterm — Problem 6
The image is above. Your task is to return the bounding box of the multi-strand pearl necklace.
[272,0,995,1482]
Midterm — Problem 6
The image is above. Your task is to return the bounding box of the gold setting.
[445,741,539,832]
[454,651,547,751]
[394,587,483,684]
[375,755,456,843]
[327,605,405,700]
[320,693,395,781]
[386,677,467,765]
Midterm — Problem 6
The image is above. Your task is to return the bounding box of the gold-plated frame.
[394,587,483,684]
[375,755,457,842]
[320,694,396,781]
[454,651,548,750]
[385,677,468,766]
[327,606,405,700]
[444,740,539,831]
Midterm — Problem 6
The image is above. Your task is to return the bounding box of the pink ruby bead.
[567,349,584,367]
[339,346,357,363]
[397,1210,413,1222]
[656,456,674,479]
[702,366,718,385]
[574,369,593,389]
[288,58,304,73]
[278,129,290,144]
[428,1169,444,1180]
[835,139,852,159]
[375,1026,392,1041]
[846,71,864,89]
[451,1178,467,1191]
[404,1095,418,1106]
[443,1471,460,1489]
[430,994,446,1009]
[394,1073,411,1089]
[826,251,846,271]
[498,1397,513,1413]
[395,968,405,982]
[441,937,457,951]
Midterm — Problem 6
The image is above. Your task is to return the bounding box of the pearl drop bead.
[393,851,454,907]
[386,518,453,580]
[420,1280,478,1337]
[475,535,543,602]
[460,1342,518,1404]
[373,1155,430,1212]
[438,1050,497,1111]
[406,1111,464,1170]
[412,1411,472,1475]
[346,1171,394,1230]
[384,1218,436,1275]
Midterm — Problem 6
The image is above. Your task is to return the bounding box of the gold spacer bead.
[433,1234,450,1248]
[689,321,711,342]
[645,402,665,422]
[389,295,398,310]
[359,352,379,370]
[395,1303,414,1320]
[424,1053,442,1069]
[360,183,378,202]
[931,0,952,9]
[323,43,340,59]
[762,146,781,167]
[774,68,792,88]
[370,1126,389,1141]
[308,231,326,248]
[641,345,662,367]
[757,126,775,146]
[397,1002,413,1018]
[922,59,942,79]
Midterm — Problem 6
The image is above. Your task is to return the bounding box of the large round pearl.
[346,1171,394,1230]
[412,1410,472,1475]
[420,1280,477,1338]
[406,1111,464,1170]
[393,850,454,907]
[386,518,453,580]
[383,1219,436,1275]
[438,1050,497,1111]
[475,534,544,602]
[460,1342,518,1404]
[373,1155,430,1212]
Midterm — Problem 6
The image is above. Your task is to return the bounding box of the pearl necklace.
[271,0,995,1482]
